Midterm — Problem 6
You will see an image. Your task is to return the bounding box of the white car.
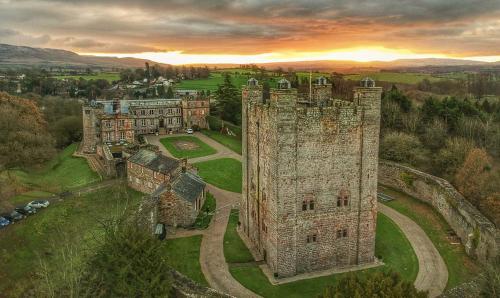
[186,128,194,134]
[28,200,50,209]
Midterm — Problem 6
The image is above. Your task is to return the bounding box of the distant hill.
[0,43,497,72]
[0,43,169,70]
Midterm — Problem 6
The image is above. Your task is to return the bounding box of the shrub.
[321,271,427,298]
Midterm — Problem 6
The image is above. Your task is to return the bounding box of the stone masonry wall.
[379,161,499,264]
[241,81,382,278]
[127,160,179,194]
[158,190,205,227]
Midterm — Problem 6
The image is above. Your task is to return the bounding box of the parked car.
[28,200,50,209]
[186,128,193,134]
[15,205,37,216]
[0,216,10,228]
[2,211,25,222]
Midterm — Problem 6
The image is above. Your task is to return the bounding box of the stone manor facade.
[240,77,382,278]
[82,96,209,153]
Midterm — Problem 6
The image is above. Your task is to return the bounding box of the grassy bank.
[379,185,480,289]
[163,235,208,286]
[194,158,242,193]
[0,184,143,296]
[10,143,100,194]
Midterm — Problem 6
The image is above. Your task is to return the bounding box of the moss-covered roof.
[128,149,179,175]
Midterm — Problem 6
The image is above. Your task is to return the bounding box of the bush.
[321,271,427,298]
[380,132,425,165]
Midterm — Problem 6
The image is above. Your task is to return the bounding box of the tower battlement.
[240,77,382,278]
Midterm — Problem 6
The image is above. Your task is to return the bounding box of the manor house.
[240,77,382,278]
[82,95,209,153]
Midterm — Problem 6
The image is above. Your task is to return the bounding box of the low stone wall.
[378,161,499,264]
[96,144,117,177]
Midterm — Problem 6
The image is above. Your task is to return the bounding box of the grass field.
[0,184,143,296]
[380,185,480,289]
[194,158,242,193]
[344,72,442,84]
[53,72,120,82]
[225,211,418,298]
[163,235,208,286]
[201,130,242,154]
[10,143,100,193]
[176,72,250,91]
[224,209,254,263]
[160,136,217,159]
[194,192,216,229]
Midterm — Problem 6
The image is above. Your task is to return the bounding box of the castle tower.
[312,76,332,104]
[240,77,382,278]
[82,104,101,153]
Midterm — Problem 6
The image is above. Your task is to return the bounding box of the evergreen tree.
[166,86,174,98]
[215,73,241,124]
[80,217,173,297]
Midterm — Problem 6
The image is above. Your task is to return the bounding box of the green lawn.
[224,209,254,263]
[163,235,208,286]
[10,143,100,193]
[160,136,217,159]
[224,211,418,298]
[202,130,242,154]
[194,158,242,193]
[194,192,216,229]
[53,72,120,82]
[344,72,442,84]
[176,72,251,91]
[0,184,143,297]
[379,185,480,289]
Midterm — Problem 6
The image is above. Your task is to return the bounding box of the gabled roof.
[171,172,206,203]
[128,149,180,175]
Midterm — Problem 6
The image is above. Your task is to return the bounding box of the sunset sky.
[1,0,499,64]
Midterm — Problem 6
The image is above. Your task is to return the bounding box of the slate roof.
[128,149,180,175]
[171,172,206,203]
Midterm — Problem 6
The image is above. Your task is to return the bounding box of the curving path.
[199,184,260,298]
[158,132,448,297]
[379,204,448,297]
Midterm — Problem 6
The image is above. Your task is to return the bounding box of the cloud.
[0,0,499,56]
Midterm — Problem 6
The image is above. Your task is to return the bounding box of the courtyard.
[160,135,217,159]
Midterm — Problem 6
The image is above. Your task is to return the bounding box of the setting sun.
[85,47,496,65]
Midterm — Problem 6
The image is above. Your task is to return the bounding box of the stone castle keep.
[240,77,382,277]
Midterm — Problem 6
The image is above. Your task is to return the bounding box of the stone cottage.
[127,149,206,227]
[156,171,206,227]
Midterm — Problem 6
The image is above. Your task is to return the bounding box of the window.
[337,228,348,239]
[141,110,145,115]
[302,201,307,211]
[337,195,349,207]
[141,119,146,126]
[119,120,125,127]
[201,110,205,115]
[120,131,125,140]
[159,109,163,115]
[149,119,154,125]
[306,234,317,243]
[85,110,90,115]
[106,121,112,128]
[149,109,154,115]
[309,200,315,210]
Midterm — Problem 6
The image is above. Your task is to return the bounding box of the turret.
[270,78,296,107]
[312,76,332,104]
